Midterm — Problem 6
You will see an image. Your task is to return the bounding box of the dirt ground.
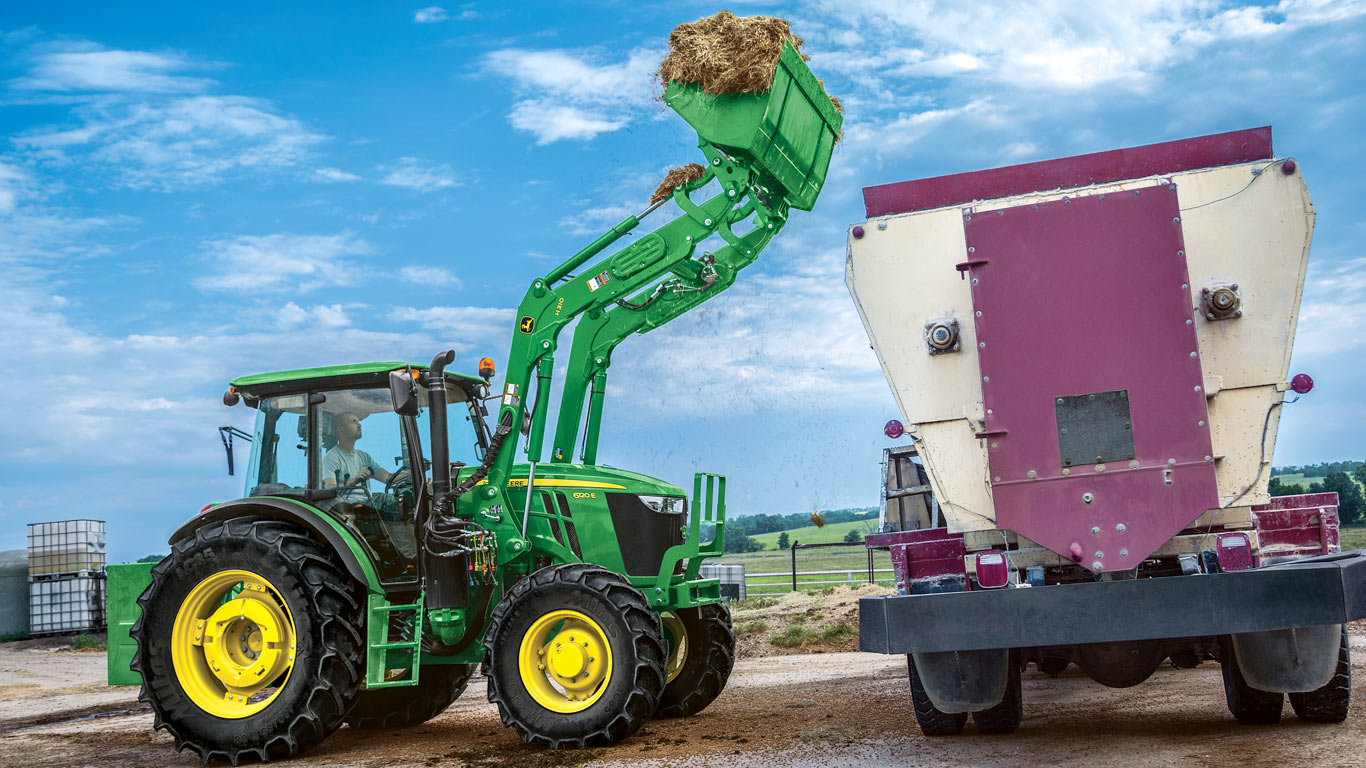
[2,623,1365,768]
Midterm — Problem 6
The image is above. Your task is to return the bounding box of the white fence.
[743,568,896,594]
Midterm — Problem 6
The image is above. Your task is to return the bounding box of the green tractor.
[108,40,840,762]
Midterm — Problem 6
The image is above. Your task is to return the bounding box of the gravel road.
[2,631,1364,767]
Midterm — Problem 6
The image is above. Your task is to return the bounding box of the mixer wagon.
[846,127,1365,733]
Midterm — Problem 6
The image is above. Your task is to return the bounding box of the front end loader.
[105,37,841,762]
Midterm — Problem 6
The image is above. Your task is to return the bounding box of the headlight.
[638,495,686,515]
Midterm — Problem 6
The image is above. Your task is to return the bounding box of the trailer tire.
[1288,626,1350,723]
[484,564,666,748]
[1220,636,1283,725]
[654,603,735,718]
[972,650,1023,734]
[345,663,473,728]
[907,655,968,735]
[132,517,365,764]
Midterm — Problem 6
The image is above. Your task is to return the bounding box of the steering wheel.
[384,464,415,496]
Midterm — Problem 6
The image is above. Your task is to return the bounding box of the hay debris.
[656,10,807,97]
[650,163,707,204]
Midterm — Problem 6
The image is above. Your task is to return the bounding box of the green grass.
[72,633,105,651]
[770,623,819,648]
[747,517,878,549]
[1273,473,1365,493]
[1342,525,1366,550]
[735,619,769,636]
[0,632,25,643]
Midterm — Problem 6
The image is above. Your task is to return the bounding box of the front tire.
[132,518,364,763]
[484,564,666,748]
[654,603,735,717]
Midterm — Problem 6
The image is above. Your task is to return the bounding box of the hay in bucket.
[649,163,708,205]
[655,10,807,97]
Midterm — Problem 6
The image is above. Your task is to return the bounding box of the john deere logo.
[519,316,535,334]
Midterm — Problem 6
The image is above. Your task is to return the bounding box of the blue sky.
[1,1,1362,562]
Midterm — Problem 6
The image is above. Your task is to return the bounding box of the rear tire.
[1220,636,1283,725]
[972,651,1023,734]
[484,564,666,748]
[132,518,364,763]
[907,655,967,735]
[1288,626,1350,723]
[345,663,473,728]
[654,603,735,717]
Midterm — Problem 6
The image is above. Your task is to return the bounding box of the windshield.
[243,383,482,498]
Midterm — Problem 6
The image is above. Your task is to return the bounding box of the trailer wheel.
[484,564,666,748]
[1288,626,1350,723]
[907,655,968,735]
[972,650,1023,734]
[345,663,473,728]
[132,518,364,763]
[654,603,735,717]
[1220,636,1283,724]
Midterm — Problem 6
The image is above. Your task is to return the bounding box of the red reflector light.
[884,419,904,439]
[975,551,1010,589]
[1217,532,1253,571]
[1291,373,1313,394]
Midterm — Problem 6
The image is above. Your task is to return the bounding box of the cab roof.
[230,361,484,397]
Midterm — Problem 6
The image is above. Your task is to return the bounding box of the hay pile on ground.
[656,10,806,97]
[649,163,707,204]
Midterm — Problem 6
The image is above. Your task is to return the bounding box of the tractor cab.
[228,362,489,583]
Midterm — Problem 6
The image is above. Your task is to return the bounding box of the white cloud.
[388,305,515,352]
[379,157,458,192]
[559,203,633,237]
[195,232,373,294]
[11,41,324,190]
[0,162,37,214]
[12,45,214,93]
[511,103,625,145]
[17,94,324,190]
[315,166,360,182]
[278,301,353,329]
[398,265,461,287]
[414,6,448,23]
[484,47,657,144]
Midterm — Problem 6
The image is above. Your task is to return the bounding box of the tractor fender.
[168,497,383,595]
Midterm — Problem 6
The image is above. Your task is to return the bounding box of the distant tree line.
[721,507,877,553]
[1268,464,1366,525]
[1271,460,1363,478]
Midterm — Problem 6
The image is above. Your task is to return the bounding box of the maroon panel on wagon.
[864,126,1272,218]
[962,184,1218,570]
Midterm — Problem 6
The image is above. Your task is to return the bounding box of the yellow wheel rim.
[171,570,296,719]
[518,610,613,713]
[661,612,688,685]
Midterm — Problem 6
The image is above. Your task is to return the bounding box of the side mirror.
[389,370,419,416]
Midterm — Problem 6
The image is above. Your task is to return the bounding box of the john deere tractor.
[107,41,839,762]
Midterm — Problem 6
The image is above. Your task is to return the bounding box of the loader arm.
[486,142,790,491]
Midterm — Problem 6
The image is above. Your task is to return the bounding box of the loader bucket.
[663,41,842,211]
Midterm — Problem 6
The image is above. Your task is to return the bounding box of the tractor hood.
[467,463,687,499]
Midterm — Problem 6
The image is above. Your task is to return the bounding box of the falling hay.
[649,163,708,205]
[656,10,807,97]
